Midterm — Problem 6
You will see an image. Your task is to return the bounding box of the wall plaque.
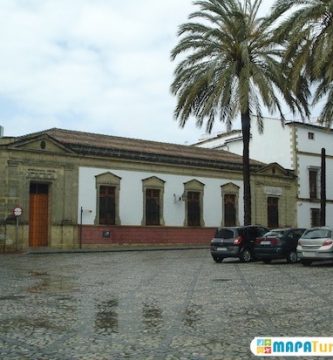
[27,168,57,180]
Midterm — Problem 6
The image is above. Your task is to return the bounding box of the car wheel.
[263,259,271,264]
[286,251,298,264]
[212,256,223,263]
[239,249,252,263]
[300,259,312,266]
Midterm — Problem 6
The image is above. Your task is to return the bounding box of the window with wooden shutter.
[187,191,201,226]
[224,194,236,226]
[99,186,116,225]
[311,208,320,227]
[146,189,160,225]
[309,170,318,199]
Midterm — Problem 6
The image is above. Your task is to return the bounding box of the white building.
[195,117,333,228]
[0,128,297,250]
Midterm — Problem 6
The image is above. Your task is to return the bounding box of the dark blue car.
[254,228,306,264]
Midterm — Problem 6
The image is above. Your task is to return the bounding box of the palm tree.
[270,0,333,126]
[171,0,309,225]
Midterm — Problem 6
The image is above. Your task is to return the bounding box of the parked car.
[297,227,333,266]
[254,228,305,264]
[210,225,268,263]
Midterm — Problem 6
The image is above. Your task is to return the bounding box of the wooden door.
[29,184,49,247]
[267,197,279,228]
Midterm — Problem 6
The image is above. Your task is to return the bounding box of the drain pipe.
[320,148,326,226]
[79,206,83,249]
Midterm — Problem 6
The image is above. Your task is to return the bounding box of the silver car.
[297,227,333,266]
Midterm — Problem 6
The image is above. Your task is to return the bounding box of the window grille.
[311,208,320,227]
[309,170,318,199]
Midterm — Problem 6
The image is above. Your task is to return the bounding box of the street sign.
[13,207,23,217]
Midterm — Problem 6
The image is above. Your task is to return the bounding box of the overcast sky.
[0,0,310,144]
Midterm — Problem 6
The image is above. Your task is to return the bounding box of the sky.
[0,0,311,145]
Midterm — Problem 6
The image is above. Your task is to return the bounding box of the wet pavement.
[0,249,333,360]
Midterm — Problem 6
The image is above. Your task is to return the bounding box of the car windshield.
[215,229,236,239]
[264,230,286,238]
[302,229,332,239]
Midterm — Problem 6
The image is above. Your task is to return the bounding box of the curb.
[24,245,209,255]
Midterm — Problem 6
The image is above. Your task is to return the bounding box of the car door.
[284,231,295,251]
[247,227,259,249]
[291,229,306,250]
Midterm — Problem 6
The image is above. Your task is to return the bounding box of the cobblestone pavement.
[0,250,333,360]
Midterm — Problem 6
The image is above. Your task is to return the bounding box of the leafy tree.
[171,0,309,225]
[270,0,333,125]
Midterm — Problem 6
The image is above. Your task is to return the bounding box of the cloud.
[0,0,205,143]
[1,0,302,144]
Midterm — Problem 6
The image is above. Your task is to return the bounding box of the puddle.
[0,295,26,301]
[26,272,76,294]
[95,298,119,334]
[0,316,65,332]
[142,302,163,332]
[183,304,202,328]
[29,271,48,277]
[211,278,232,282]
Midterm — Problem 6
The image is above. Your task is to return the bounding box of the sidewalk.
[24,244,209,255]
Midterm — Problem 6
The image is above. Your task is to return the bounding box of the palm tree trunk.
[241,111,251,225]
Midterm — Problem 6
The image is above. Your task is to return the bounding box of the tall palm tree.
[171,0,309,225]
[270,0,333,126]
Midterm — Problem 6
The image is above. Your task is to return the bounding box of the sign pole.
[15,216,19,251]
[13,207,23,252]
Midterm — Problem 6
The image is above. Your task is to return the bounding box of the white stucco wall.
[195,118,293,169]
[296,126,333,155]
[246,118,292,169]
[78,167,243,227]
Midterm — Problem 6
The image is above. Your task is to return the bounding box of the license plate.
[217,247,227,251]
[303,252,316,257]
[261,241,271,245]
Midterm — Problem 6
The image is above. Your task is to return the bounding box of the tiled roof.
[16,128,264,171]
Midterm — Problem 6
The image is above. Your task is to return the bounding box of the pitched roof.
[14,128,264,171]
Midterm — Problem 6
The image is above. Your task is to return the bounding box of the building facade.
[0,128,297,251]
[195,118,333,228]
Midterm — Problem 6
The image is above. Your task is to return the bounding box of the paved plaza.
[0,249,333,360]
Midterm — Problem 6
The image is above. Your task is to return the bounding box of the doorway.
[267,197,279,228]
[29,183,49,247]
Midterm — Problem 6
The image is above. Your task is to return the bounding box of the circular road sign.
[13,207,23,217]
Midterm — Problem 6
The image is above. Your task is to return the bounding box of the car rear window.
[302,229,332,239]
[215,229,236,239]
[265,230,286,238]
